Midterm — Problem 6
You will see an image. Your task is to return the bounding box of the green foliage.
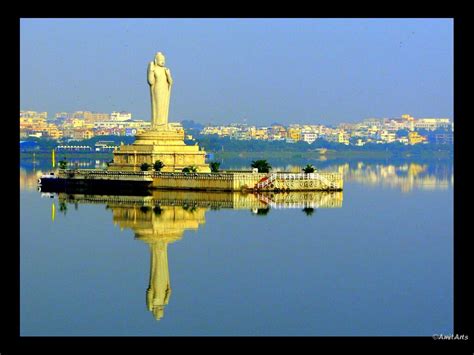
[255,207,270,216]
[251,159,272,173]
[302,207,315,216]
[302,164,315,174]
[58,159,68,169]
[153,160,165,171]
[140,163,151,171]
[210,161,221,172]
[59,201,68,215]
[191,133,453,156]
[182,166,197,173]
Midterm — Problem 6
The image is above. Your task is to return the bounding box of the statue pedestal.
[108,127,211,173]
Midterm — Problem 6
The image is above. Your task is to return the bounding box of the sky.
[20,18,453,126]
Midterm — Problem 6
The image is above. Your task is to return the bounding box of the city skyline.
[20,18,453,126]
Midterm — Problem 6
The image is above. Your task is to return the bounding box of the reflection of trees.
[58,201,68,215]
[153,206,162,215]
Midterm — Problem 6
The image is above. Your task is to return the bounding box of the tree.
[140,163,151,171]
[182,166,197,173]
[58,159,68,169]
[302,164,315,174]
[153,160,165,171]
[251,159,272,173]
[254,207,270,216]
[210,161,221,172]
[302,207,315,216]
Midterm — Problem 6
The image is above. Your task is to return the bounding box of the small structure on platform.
[108,51,210,173]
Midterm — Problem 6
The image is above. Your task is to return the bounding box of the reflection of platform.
[56,190,343,210]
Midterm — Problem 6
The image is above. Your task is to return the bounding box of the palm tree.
[58,159,68,170]
[140,163,151,171]
[254,207,270,216]
[251,160,272,173]
[302,164,315,174]
[210,161,220,172]
[182,166,197,173]
[302,207,315,216]
[153,160,165,171]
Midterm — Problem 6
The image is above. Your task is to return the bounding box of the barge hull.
[39,178,152,194]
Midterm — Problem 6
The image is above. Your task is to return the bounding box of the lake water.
[20,158,453,336]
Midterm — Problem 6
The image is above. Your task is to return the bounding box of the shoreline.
[20,149,453,161]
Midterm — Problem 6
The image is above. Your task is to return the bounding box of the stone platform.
[44,169,343,192]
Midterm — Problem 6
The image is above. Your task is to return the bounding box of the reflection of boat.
[52,189,342,321]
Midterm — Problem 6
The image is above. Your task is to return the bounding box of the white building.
[110,111,132,121]
[301,132,317,144]
[20,111,48,119]
[377,130,397,143]
[94,120,150,129]
[415,118,451,131]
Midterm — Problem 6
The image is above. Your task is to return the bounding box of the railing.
[57,169,154,181]
[254,193,321,209]
[254,172,340,190]
[255,174,277,189]
[59,169,153,177]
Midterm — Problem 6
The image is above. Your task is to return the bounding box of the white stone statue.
[148,52,173,128]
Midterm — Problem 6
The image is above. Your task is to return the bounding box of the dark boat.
[38,171,153,195]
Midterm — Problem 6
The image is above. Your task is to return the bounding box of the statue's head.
[154,52,165,67]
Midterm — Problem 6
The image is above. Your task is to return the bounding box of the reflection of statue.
[147,52,173,128]
[110,203,206,321]
[146,240,171,320]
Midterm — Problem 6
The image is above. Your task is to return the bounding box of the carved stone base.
[108,127,211,173]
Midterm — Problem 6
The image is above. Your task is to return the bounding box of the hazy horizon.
[20,18,453,125]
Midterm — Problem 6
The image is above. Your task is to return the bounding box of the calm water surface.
[20,159,453,336]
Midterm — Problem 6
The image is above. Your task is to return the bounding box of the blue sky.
[20,18,453,126]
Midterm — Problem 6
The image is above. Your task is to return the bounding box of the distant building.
[415,118,451,131]
[301,132,317,144]
[110,111,132,121]
[56,145,92,152]
[377,130,397,143]
[20,110,48,119]
[287,127,301,142]
[55,112,71,120]
[408,131,427,145]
